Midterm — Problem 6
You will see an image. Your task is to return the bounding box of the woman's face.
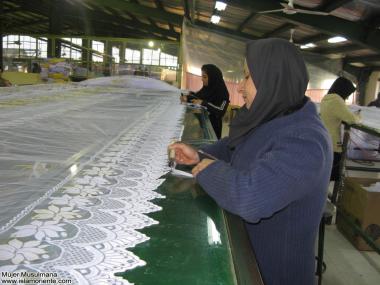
[201,71,209,86]
[238,60,257,109]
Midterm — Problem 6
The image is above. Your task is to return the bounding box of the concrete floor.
[323,225,380,285]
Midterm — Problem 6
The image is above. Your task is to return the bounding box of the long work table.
[121,107,264,285]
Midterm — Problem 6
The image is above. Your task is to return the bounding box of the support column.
[103,41,112,76]
[364,71,380,105]
[82,39,92,71]
[120,42,126,64]
[357,68,372,106]
[0,0,4,70]
[47,38,55,58]
[48,0,64,57]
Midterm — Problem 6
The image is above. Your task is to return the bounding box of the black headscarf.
[196,64,229,103]
[228,38,309,148]
[327,77,355,100]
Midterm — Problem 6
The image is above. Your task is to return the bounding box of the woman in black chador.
[186,64,230,139]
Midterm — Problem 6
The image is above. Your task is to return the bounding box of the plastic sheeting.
[181,20,351,105]
[0,76,184,284]
[181,19,246,84]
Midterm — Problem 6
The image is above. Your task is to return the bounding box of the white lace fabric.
[0,76,185,284]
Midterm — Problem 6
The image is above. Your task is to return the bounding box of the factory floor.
[323,224,380,285]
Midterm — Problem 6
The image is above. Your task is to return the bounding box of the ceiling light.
[300,43,316,49]
[211,15,221,24]
[215,1,227,11]
[148,41,154,47]
[327,36,347,43]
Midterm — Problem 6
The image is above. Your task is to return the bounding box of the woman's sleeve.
[200,137,231,162]
[196,134,331,223]
[201,94,229,117]
[335,99,361,125]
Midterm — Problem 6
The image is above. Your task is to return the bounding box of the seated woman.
[182,64,229,139]
[170,38,332,285]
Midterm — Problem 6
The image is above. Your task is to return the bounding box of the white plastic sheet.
[0,76,185,284]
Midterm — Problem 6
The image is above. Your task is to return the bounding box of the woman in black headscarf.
[170,38,333,285]
[184,64,229,139]
[320,77,361,181]
[368,94,380,108]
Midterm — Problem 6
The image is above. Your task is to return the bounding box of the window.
[19,36,37,57]
[160,52,178,67]
[61,38,82,60]
[125,48,140,64]
[71,38,82,46]
[92,54,103,63]
[37,38,48,58]
[2,35,39,58]
[112,47,120,63]
[3,35,20,49]
[142,48,159,65]
[92,40,104,62]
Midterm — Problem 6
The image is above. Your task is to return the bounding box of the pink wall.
[305,89,327,103]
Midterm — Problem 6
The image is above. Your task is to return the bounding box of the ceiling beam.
[317,44,361,55]
[62,13,179,40]
[10,0,50,19]
[90,0,182,25]
[2,7,24,15]
[237,12,260,32]
[183,0,191,21]
[65,17,170,40]
[262,23,296,38]
[10,19,48,29]
[153,0,175,32]
[316,0,353,13]
[297,34,331,46]
[229,0,380,52]
[12,0,179,40]
[194,20,259,41]
[345,55,380,63]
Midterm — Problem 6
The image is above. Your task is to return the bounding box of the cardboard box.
[337,177,380,251]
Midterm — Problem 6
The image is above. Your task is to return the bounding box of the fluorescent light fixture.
[148,41,154,47]
[215,1,227,11]
[327,36,347,43]
[300,43,316,49]
[210,15,221,24]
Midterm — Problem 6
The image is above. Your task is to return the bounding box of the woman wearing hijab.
[169,39,332,285]
[320,77,361,181]
[183,64,230,139]
[368,93,380,108]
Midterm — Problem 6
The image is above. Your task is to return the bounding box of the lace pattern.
[0,79,185,284]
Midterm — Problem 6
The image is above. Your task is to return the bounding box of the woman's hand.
[180,95,188,103]
[168,143,200,165]
[192,99,203,105]
[192,159,215,177]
